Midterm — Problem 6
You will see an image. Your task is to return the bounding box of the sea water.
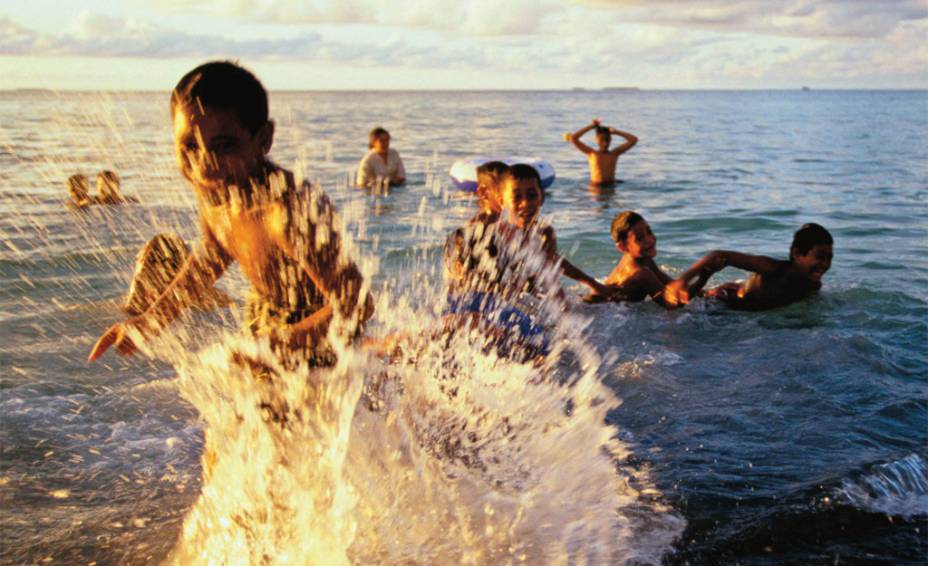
[1,89,926,564]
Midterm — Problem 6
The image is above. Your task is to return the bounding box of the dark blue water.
[1,89,926,563]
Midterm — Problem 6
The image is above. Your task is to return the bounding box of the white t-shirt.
[356,148,406,188]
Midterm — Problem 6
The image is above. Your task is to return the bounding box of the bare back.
[587,151,620,185]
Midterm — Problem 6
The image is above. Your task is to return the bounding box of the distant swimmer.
[123,233,232,316]
[665,223,834,311]
[95,170,139,205]
[67,171,138,209]
[565,118,638,185]
[584,211,703,308]
[356,126,406,191]
[88,60,373,369]
[66,174,94,209]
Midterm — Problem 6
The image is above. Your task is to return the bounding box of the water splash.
[838,454,928,520]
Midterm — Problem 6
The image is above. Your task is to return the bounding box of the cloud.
[144,0,562,36]
[571,0,928,39]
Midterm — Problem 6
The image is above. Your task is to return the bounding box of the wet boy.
[666,223,834,311]
[565,118,638,185]
[498,164,607,296]
[89,61,373,364]
[66,174,93,209]
[585,210,696,307]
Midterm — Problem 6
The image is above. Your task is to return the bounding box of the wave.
[838,454,928,520]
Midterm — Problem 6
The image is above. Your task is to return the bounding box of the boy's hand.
[592,118,601,126]
[662,280,690,307]
[88,318,150,362]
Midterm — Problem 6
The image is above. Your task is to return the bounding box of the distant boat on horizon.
[602,87,640,92]
[802,86,811,91]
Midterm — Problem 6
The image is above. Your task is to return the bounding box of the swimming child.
[88,60,373,367]
[356,126,406,191]
[66,174,93,209]
[666,223,834,311]
[565,119,638,185]
[584,210,697,308]
[95,170,138,204]
[123,233,232,316]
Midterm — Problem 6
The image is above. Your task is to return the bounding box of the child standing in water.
[89,61,373,366]
[355,127,406,190]
[565,118,638,185]
[66,174,93,209]
[667,223,834,311]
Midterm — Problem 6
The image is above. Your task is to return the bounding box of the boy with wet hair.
[66,174,93,209]
[565,118,638,185]
[666,223,834,310]
[89,60,373,366]
[585,210,700,307]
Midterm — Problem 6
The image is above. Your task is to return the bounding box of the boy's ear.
[615,241,627,253]
[256,120,275,155]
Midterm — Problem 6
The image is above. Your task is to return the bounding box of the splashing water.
[1,93,685,564]
[838,454,928,520]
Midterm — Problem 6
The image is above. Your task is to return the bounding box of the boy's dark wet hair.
[68,174,90,199]
[791,223,833,256]
[476,161,509,184]
[595,126,611,139]
[610,210,644,244]
[170,61,268,135]
[368,127,389,148]
[505,163,543,193]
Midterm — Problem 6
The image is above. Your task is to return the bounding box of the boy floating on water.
[565,119,638,185]
[666,223,834,311]
[89,61,373,367]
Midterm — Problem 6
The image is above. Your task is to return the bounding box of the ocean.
[1,89,926,564]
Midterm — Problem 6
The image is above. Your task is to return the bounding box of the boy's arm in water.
[662,250,780,306]
[88,222,232,361]
[565,119,599,155]
[608,127,638,157]
[393,152,406,185]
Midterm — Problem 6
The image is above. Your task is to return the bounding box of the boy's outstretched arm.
[564,119,599,154]
[88,227,232,361]
[662,250,780,306]
[608,127,638,157]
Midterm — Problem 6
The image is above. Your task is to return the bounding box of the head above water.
[369,127,390,152]
[595,126,611,150]
[790,223,833,281]
[96,170,121,202]
[476,161,509,214]
[610,211,644,244]
[67,174,90,201]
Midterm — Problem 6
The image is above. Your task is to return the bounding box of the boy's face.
[596,133,611,151]
[96,176,118,197]
[503,177,543,229]
[69,178,89,201]
[372,133,390,154]
[476,175,503,214]
[173,103,273,205]
[792,243,833,282]
[617,220,657,259]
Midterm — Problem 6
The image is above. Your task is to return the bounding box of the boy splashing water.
[89,61,373,366]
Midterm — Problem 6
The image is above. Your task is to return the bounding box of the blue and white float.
[449,156,556,192]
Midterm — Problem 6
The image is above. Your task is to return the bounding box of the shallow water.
[1,89,926,564]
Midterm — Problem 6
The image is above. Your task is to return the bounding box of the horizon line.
[3,87,927,94]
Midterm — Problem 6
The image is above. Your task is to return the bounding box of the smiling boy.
[666,223,834,310]
[89,61,372,365]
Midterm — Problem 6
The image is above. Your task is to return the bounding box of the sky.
[1,0,926,90]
